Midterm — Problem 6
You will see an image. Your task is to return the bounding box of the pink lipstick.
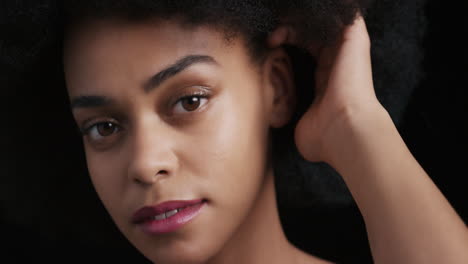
[132,199,206,235]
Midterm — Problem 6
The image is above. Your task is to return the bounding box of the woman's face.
[64,19,291,263]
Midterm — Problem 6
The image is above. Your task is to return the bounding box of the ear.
[262,48,296,128]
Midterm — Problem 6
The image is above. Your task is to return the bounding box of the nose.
[126,121,178,186]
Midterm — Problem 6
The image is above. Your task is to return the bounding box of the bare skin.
[64,18,329,264]
[270,15,468,263]
[63,12,468,263]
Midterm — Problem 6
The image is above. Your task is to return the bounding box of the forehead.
[64,18,235,57]
[63,18,250,94]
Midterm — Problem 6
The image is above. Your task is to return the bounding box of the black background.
[1,0,467,263]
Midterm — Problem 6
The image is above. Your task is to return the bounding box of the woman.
[4,1,468,263]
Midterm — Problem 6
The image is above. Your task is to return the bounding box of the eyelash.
[80,118,120,137]
[80,89,211,137]
[172,90,210,113]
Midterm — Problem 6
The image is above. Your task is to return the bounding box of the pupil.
[182,97,200,111]
[97,123,115,136]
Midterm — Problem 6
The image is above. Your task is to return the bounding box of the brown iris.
[181,96,201,111]
[96,122,117,136]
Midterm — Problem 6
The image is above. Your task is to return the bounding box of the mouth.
[132,199,207,235]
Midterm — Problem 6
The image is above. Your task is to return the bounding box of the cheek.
[181,81,270,219]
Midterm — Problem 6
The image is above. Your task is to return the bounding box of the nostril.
[133,170,169,185]
[157,170,168,175]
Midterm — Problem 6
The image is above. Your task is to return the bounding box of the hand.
[273,16,468,264]
[268,15,385,164]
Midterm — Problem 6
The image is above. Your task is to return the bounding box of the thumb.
[323,15,374,100]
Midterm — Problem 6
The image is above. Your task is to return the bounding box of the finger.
[340,15,371,58]
[314,44,336,97]
[267,26,322,56]
[267,26,297,48]
[319,15,374,97]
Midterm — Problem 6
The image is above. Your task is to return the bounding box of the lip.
[132,199,206,235]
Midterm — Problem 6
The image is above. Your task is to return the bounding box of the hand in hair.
[270,15,468,264]
[269,15,382,164]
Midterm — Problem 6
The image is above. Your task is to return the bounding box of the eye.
[173,94,209,114]
[83,121,121,141]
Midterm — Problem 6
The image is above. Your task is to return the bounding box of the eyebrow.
[70,54,218,110]
[70,95,113,110]
[144,54,218,92]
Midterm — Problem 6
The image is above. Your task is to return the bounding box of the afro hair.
[1,1,429,263]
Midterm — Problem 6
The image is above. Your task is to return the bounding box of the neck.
[206,168,329,264]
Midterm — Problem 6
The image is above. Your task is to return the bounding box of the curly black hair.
[1,0,375,208]
[1,0,371,75]
[58,0,375,207]
[63,1,371,59]
[1,1,427,262]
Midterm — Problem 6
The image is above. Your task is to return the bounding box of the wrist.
[322,104,394,167]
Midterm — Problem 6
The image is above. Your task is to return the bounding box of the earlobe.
[265,49,296,128]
